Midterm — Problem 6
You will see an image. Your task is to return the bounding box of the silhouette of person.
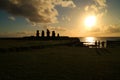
[47,29,50,37]
[101,41,105,48]
[41,30,45,37]
[98,41,100,48]
[95,40,97,48]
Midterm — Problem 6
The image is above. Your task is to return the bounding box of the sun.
[84,16,97,28]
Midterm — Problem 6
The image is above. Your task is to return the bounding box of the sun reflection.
[85,37,95,43]
[84,37,96,45]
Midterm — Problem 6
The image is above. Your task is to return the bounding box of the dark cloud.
[0,0,76,24]
[104,25,120,33]
[16,32,27,35]
[8,16,16,21]
[90,24,120,33]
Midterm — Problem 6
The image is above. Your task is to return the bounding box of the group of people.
[95,40,106,48]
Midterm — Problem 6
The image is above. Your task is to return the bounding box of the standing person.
[95,40,97,48]
[98,41,101,48]
[101,41,105,48]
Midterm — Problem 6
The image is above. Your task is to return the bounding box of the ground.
[0,40,120,80]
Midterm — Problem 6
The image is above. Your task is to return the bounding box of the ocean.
[79,37,120,48]
[79,37,120,42]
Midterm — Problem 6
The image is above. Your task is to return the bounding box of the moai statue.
[41,30,45,37]
[52,31,55,38]
[57,33,60,37]
[47,29,50,38]
[36,30,39,37]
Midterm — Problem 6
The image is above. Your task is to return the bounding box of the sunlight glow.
[85,37,95,43]
[84,16,96,28]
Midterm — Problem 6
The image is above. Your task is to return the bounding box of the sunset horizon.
[0,0,120,37]
[1,1,120,80]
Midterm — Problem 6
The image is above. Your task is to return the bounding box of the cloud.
[49,26,66,32]
[16,32,27,35]
[42,25,66,32]
[94,0,107,7]
[0,0,76,25]
[62,16,71,22]
[80,24,120,37]
[102,25,120,33]
[54,0,76,8]
[90,24,120,34]
[8,16,15,21]
[84,0,107,18]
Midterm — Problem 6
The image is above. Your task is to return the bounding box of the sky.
[0,0,120,37]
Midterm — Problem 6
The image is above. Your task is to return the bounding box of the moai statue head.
[41,30,45,37]
[36,30,39,37]
[52,31,55,37]
[57,33,60,37]
[47,29,50,37]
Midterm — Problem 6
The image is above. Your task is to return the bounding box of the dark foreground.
[0,46,120,80]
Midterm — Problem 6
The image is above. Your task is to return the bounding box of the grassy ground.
[0,40,120,80]
[0,40,73,48]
